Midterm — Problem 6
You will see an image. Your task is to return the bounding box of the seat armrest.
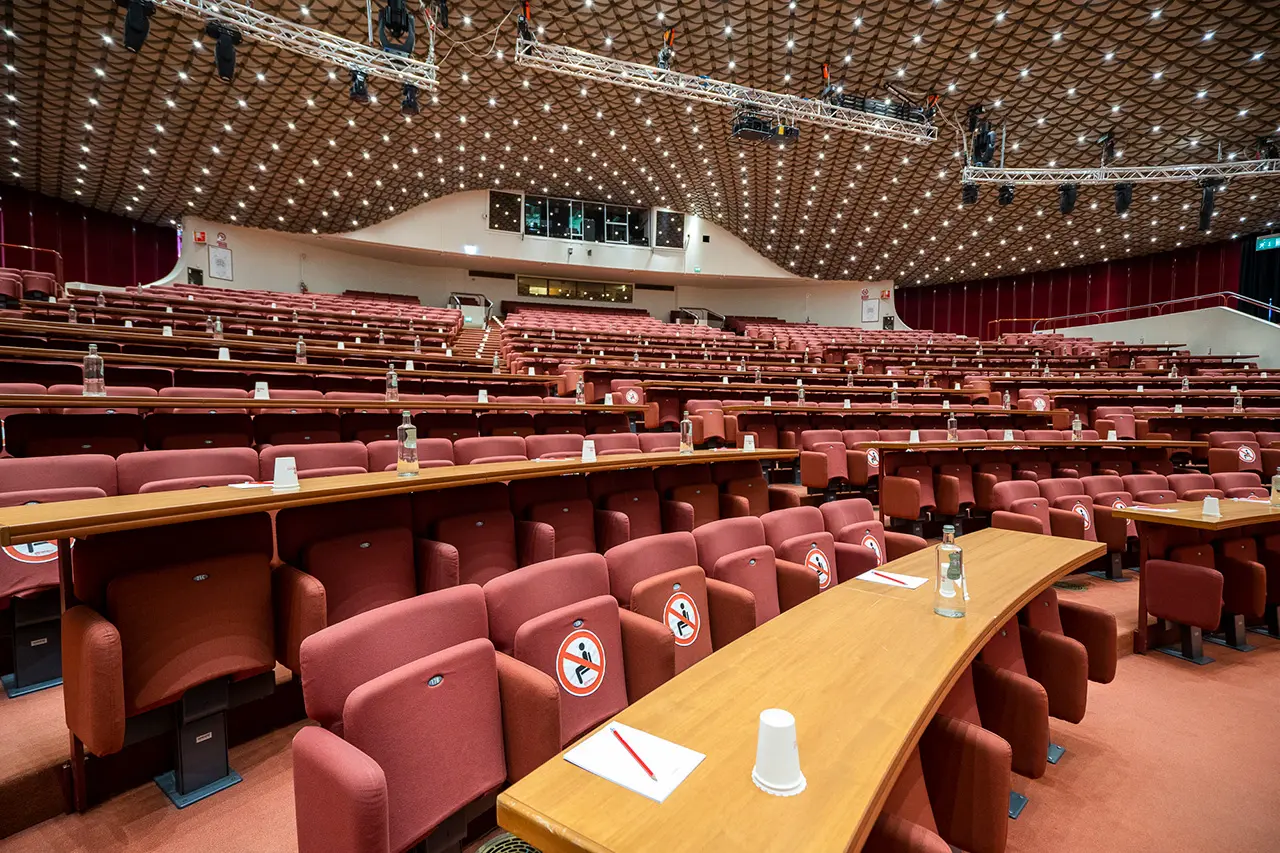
[834,541,879,582]
[292,726,390,853]
[618,609,676,702]
[1019,625,1088,724]
[516,519,556,566]
[1057,600,1118,684]
[719,492,751,518]
[62,605,126,758]
[687,414,707,445]
[494,653,561,783]
[775,559,820,611]
[767,484,804,510]
[846,450,876,486]
[1015,470,1041,481]
[1048,507,1086,539]
[799,451,832,489]
[1224,487,1268,499]
[1091,506,1130,552]
[935,474,962,516]
[705,578,757,650]
[991,511,1044,535]
[884,531,928,561]
[273,564,328,673]
[594,509,631,552]
[919,715,1012,853]
[971,661,1049,780]
[1144,559,1223,631]
[415,538,460,592]
[660,500,695,532]
[865,814,952,853]
[880,476,922,522]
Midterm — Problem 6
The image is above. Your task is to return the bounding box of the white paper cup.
[752,708,806,796]
[272,456,300,491]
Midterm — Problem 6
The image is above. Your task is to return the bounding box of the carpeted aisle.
[1007,639,1280,853]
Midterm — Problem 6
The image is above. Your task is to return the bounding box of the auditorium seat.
[525,433,584,460]
[685,399,727,446]
[712,459,804,515]
[293,587,506,853]
[798,429,852,492]
[1167,472,1226,501]
[116,447,258,493]
[413,482,551,588]
[587,432,641,456]
[760,505,853,592]
[482,553,675,779]
[989,481,1087,539]
[510,478,598,558]
[1205,540,1268,650]
[47,384,159,415]
[881,464,937,538]
[366,437,454,472]
[1207,431,1263,476]
[603,532,713,673]
[637,432,680,452]
[260,442,368,480]
[453,435,527,465]
[1211,472,1270,499]
[936,662,1049,792]
[4,411,145,457]
[819,498,927,566]
[1144,549,1226,664]
[691,516,819,646]
[588,468,675,549]
[1021,588,1118,685]
[64,514,277,805]
[1120,473,1178,504]
[655,463,742,528]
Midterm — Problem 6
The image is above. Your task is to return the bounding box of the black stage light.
[205,22,242,82]
[401,82,420,116]
[350,68,370,103]
[1199,183,1218,232]
[998,184,1015,206]
[119,0,155,53]
[967,105,995,167]
[962,183,979,205]
[1058,183,1077,215]
[1114,182,1133,215]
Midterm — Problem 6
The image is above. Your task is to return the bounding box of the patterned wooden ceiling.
[3,1,1278,285]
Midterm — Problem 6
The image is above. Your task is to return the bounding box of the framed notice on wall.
[208,246,234,281]
[861,298,880,323]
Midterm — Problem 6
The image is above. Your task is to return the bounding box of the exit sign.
[1257,234,1280,251]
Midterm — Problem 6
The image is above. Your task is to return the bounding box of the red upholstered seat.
[525,433,584,460]
[589,469,670,549]
[712,459,801,515]
[511,478,598,557]
[587,432,641,455]
[819,497,928,565]
[260,442,368,480]
[656,464,734,528]
[452,435,527,465]
[1167,472,1226,501]
[366,437,453,472]
[116,447,258,493]
[413,483,550,590]
[760,505,863,592]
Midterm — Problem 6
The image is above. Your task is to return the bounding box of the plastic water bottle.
[68,305,78,324]
[679,410,694,454]
[95,292,106,309]
[295,336,307,365]
[856,362,864,375]
[1271,469,1280,507]
[633,350,639,363]
[797,381,806,404]
[205,315,215,334]
[492,354,502,374]
[575,376,586,405]
[378,329,386,345]
[1072,415,1083,441]
[934,526,966,618]
[213,316,223,340]
[292,309,299,323]
[82,344,105,397]
[396,411,419,477]
[413,335,422,354]
[1234,391,1244,413]
[1043,365,1051,378]
[845,371,853,386]
[890,387,899,408]
[947,415,958,441]
[1003,390,1012,409]
[755,367,763,384]
[385,366,399,403]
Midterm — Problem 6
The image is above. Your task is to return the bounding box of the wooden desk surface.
[721,404,1060,418]
[1114,498,1280,531]
[497,528,1104,853]
[639,381,965,395]
[854,439,1207,451]
[0,449,794,545]
[0,394,646,414]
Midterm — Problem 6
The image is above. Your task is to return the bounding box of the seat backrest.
[979,618,1028,675]
[1169,543,1214,569]
[800,429,844,451]
[1213,471,1265,493]
[512,477,597,557]
[453,435,527,465]
[367,437,453,472]
[935,463,975,506]
[693,517,782,627]
[525,433,584,459]
[990,479,1040,511]
[589,432,641,455]
[896,465,937,507]
[260,441,368,479]
[116,447,258,494]
[818,498,876,538]
[760,506,837,590]
[711,460,772,516]
[1122,473,1170,494]
[1036,477,1084,502]
[638,432,680,452]
[0,454,118,497]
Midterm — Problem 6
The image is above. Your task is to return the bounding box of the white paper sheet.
[855,569,930,589]
[228,482,274,489]
[563,723,705,804]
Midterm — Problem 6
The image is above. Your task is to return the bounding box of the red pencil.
[873,570,907,586]
[612,727,657,781]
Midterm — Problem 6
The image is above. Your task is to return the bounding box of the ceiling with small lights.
[3,0,1279,286]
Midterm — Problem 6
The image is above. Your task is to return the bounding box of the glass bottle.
[1233,391,1244,413]
[396,411,419,477]
[890,387,899,408]
[385,366,399,403]
[934,526,966,618]
[292,309,299,323]
[205,315,215,334]
[1129,357,1136,369]
[82,344,105,397]
[1271,468,1280,507]
[572,376,586,405]
[1182,376,1190,392]
[947,415,958,441]
[95,292,106,309]
[797,381,806,405]
[755,367,763,384]
[1042,365,1050,378]
[633,350,640,363]
[489,354,500,374]
[213,316,223,340]
[846,371,853,386]
[856,362,864,375]
[1003,390,1012,409]
[68,305,78,324]
[378,329,386,345]
[295,336,307,365]
[413,335,422,354]
[679,410,694,454]
[1072,415,1083,441]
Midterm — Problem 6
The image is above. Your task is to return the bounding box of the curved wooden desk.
[498,527,1103,853]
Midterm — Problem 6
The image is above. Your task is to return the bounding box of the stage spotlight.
[1058,183,1077,215]
[962,183,979,205]
[118,0,155,54]
[998,184,1015,206]
[656,27,676,72]
[436,0,450,28]
[205,21,242,82]
[1097,130,1117,165]
[401,82,420,116]
[967,105,995,167]
[1114,182,1133,214]
[1199,182,1219,232]
[350,68,370,103]
[379,0,415,56]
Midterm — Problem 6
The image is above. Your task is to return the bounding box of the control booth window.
[518,276,633,304]
[524,196,549,237]
[488,191,523,233]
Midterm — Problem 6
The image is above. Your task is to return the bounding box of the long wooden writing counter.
[722,403,1063,419]
[0,394,647,414]
[1114,499,1280,655]
[0,448,795,546]
[497,527,1104,853]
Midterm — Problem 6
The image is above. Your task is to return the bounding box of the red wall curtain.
[895,239,1242,338]
[0,185,178,287]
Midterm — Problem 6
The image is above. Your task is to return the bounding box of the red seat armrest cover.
[720,492,751,519]
[594,509,631,552]
[660,500,695,532]
[62,605,126,757]
[617,609,676,703]
[494,653,561,783]
[273,563,328,672]
[705,577,757,650]
[415,538,460,591]
[775,559,820,611]
[292,726,390,853]
[884,531,929,561]
[1019,625,1088,724]
[516,519,556,566]
[1057,600,1118,684]
[1144,559,1223,631]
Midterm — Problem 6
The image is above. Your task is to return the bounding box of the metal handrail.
[988,291,1276,339]
[0,242,65,291]
[447,292,494,323]
[673,307,702,325]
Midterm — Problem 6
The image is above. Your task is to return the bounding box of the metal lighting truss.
[155,0,439,91]
[961,159,1280,185]
[513,38,937,146]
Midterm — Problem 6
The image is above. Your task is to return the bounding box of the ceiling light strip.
[514,38,936,146]
[962,159,1280,186]
[156,0,439,91]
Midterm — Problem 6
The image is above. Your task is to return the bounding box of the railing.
[672,307,703,325]
[987,291,1277,339]
[447,292,494,324]
[0,242,65,291]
